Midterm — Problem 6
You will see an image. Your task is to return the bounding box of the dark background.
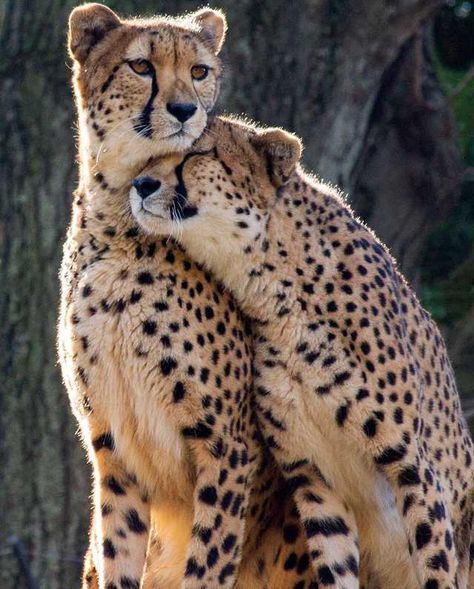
[0,0,473,587]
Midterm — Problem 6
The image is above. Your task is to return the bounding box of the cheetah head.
[129,117,302,274]
[69,3,226,167]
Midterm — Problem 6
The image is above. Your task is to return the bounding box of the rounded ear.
[252,128,303,187]
[68,3,121,64]
[192,8,227,54]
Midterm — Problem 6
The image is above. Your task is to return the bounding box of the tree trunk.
[0,2,89,587]
[0,1,465,587]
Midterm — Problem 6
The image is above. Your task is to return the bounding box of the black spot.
[334,371,351,386]
[360,341,370,354]
[286,475,311,492]
[130,290,142,304]
[222,533,237,553]
[182,422,213,439]
[105,476,125,495]
[356,388,370,401]
[195,526,212,545]
[204,306,214,319]
[428,550,449,572]
[398,465,420,486]
[375,444,407,465]
[137,271,153,284]
[161,357,177,375]
[218,563,235,584]
[416,522,433,550]
[363,417,377,437]
[199,485,218,505]
[297,553,310,574]
[221,490,234,511]
[345,554,358,576]
[284,552,298,570]
[154,300,169,312]
[336,403,350,426]
[304,516,349,537]
[207,546,219,568]
[142,319,157,335]
[102,503,113,516]
[173,381,186,403]
[93,432,115,452]
[103,538,116,559]
[283,524,299,544]
[403,493,416,515]
[200,367,210,384]
[318,565,335,585]
[120,578,139,589]
[125,509,147,534]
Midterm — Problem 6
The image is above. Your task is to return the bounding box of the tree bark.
[0,2,89,588]
[0,1,465,587]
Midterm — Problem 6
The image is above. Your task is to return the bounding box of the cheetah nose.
[166,102,197,123]
[133,177,162,199]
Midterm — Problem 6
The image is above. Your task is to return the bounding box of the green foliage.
[421,1,474,325]
[437,62,474,155]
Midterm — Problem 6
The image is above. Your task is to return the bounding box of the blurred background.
[0,0,473,587]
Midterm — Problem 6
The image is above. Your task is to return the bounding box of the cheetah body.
[132,116,474,589]
[62,6,314,588]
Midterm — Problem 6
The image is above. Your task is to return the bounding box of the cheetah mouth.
[143,207,169,221]
[161,126,200,142]
[133,200,169,221]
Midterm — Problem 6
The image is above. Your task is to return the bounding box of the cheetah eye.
[191,64,209,81]
[128,59,153,76]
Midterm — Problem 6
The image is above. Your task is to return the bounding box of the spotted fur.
[131,115,474,589]
[63,6,315,589]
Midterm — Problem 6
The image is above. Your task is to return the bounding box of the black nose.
[132,177,161,199]
[166,102,197,123]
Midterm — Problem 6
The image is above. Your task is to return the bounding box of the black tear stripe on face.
[134,68,159,139]
[170,149,214,221]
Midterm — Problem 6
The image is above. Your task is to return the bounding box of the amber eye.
[128,59,153,76]
[191,65,209,81]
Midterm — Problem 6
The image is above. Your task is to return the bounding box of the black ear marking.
[69,3,121,64]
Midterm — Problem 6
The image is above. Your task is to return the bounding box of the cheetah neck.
[206,191,316,336]
[68,154,160,267]
[202,175,345,346]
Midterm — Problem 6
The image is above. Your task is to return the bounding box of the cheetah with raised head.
[130,115,474,589]
[62,5,314,588]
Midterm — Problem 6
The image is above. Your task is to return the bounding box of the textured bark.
[0,2,89,588]
[0,0,465,587]
[352,30,463,284]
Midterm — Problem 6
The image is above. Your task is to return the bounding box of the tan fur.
[63,7,316,589]
[131,115,474,589]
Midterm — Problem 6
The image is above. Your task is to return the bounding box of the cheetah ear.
[252,128,302,187]
[192,8,227,55]
[68,3,121,64]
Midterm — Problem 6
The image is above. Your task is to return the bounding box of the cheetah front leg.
[373,446,458,589]
[273,453,360,588]
[181,434,256,589]
[86,420,151,589]
[319,392,459,589]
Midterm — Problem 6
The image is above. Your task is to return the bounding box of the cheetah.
[62,5,314,588]
[129,115,474,589]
